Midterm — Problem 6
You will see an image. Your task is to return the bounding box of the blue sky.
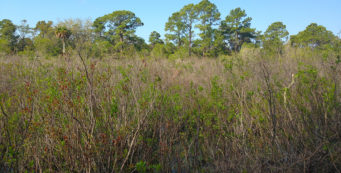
[1,0,341,41]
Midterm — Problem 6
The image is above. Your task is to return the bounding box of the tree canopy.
[196,0,221,56]
[93,10,143,43]
[149,31,164,46]
[0,19,17,52]
[0,1,339,58]
[165,11,186,47]
[220,8,256,52]
[55,26,72,55]
[290,23,336,49]
[263,21,289,54]
[35,20,54,38]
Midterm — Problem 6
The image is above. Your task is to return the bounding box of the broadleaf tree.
[0,19,17,53]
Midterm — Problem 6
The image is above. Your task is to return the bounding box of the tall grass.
[0,47,340,172]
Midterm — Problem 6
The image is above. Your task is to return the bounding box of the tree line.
[0,0,340,58]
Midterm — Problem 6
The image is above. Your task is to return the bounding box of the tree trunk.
[235,32,239,53]
[177,32,181,47]
[189,26,192,57]
[120,32,124,53]
[62,39,65,55]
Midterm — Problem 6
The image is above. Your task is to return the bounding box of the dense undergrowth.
[0,47,340,172]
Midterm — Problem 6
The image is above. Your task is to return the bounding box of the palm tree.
[55,26,71,55]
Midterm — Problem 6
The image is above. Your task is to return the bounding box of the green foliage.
[150,43,167,58]
[0,19,17,53]
[34,36,61,57]
[16,20,33,54]
[165,0,223,57]
[196,0,221,56]
[179,3,199,56]
[17,38,34,52]
[149,31,164,46]
[93,10,144,52]
[55,26,72,54]
[220,8,256,52]
[127,34,149,51]
[165,12,186,47]
[92,40,114,57]
[169,46,188,59]
[35,20,53,38]
[0,2,340,60]
[290,23,337,49]
[263,21,289,55]
[17,20,32,39]
[136,161,147,173]
[0,19,17,41]
[135,161,161,173]
[0,39,11,54]
[92,10,145,56]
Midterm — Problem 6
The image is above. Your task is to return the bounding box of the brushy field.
[0,49,340,172]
